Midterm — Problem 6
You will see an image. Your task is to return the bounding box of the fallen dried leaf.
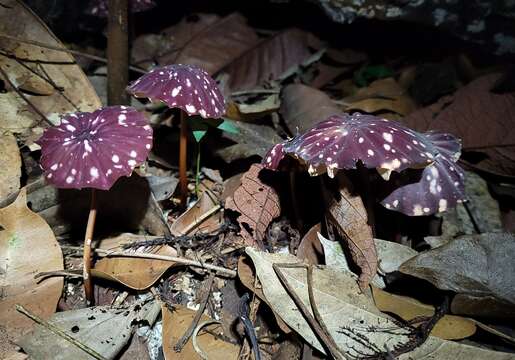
[400,233,515,306]
[0,133,21,202]
[325,178,377,290]
[296,223,324,265]
[19,300,160,360]
[0,188,63,350]
[161,304,239,360]
[403,74,515,178]
[170,190,222,236]
[92,233,178,290]
[0,0,102,139]
[280,84,341,134]
[226,164,280,247]
[371,287,476,340]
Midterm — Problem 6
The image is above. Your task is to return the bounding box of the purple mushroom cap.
[263,113,437,179]
[127,64,226,119]
[37,106,153,191]
[380,132,466,216]
[87,0,156,17]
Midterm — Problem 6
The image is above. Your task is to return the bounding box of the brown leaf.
[0,0,102,139]
[280,84,341,134]
[222,28,321,91]
[158,13,260,75]
[0,188,63,346]
[325,177,377,290]
[371,287,476,340]
[295,223,324,265]
[0,134,21,202]
[161,304,239,360]
[343,77,417,117]
[170,190,222,236]
[403,74,515,178]
[225,164,280,247]
[92,233,178,290]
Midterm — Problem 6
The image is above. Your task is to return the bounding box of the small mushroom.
[87,0,156,17]
[37,105,153,303]
[380,131,466,216]
[263,113,437,179]
[127,64,225,205]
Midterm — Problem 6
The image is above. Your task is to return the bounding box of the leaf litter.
[1,1,515,359]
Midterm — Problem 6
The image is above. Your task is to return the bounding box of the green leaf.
[217,118,240,134]
[192,129,207,142]
[189,119,209,143]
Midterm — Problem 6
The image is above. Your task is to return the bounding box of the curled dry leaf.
[92,233,178,290]
[325,179,377,290]
[0,189,63,348]
[161,304,239,360]
[225,164,280,247]
[0,0,102,139]
[170,190,222,236]
[0,133,21,202]
[403,74,515,178]
[296,223,324,265]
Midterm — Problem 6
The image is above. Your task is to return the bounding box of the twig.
[0,33,146,73]
[35,270,82,281]
[0,66,53,126]
[15,304,107,360]
[174,272,216,352]
[273,263,347,360]
[238,293,261,360]
[180,204,222,235]
[94,248,236,277]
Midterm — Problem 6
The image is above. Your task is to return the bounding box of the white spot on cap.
[368,149,374,156]
[392,200,399,207]
[71,169,77,175]
[47,173,52,179]
[130,150,137,158]
[128,159,137,167]
[384,144,391,151]
[90,167,99,180]
[199,109,207,117]
[51,163,58,170]
[145,144,151,149]
[66,176,74,184]
[186,78,191,87]
[359,137,364,143]
[84,140,92,153]
[413,204,423,216]
[382,132,393,143]
[267,156,272,163]
[185,104,196,113]
[438,199,448,212]
[423,207,430,213]
[66,124,76,132]
[112,154,119,163]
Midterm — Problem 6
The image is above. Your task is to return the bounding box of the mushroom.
[127,64,225,205]
[37,105,153,303]
[87,0,156,16]
[380,131,466,216]
[263,113,437,179]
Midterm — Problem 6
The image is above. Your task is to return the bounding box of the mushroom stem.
[83,189,97,305]
[179,110,188,207]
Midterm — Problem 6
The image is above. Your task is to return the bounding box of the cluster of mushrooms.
[37,63,465,304]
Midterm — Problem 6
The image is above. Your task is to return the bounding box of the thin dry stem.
[179,110,188,207]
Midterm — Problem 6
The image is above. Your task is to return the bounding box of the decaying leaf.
[161,304,239,360]
[325,177,377,290]
[343,77,417,117]
[226,164,280,247]
[403,74,515,178]
[296,223,324,265]
[0,188,63,352]
[0,0,102,139]
[92,233,177,290]
[0,133,21,202]
[371,287,476,340]
[400,233,515,306]
[245,248,513,359]
[318,233,417,288]
[158,13,260,75]
[280,84,341,134]
[19,300,160,360]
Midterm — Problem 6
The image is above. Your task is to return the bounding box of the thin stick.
[107,0,129,105]
[0,66,53,126]
[16,304,107,360]
[84,189,97,305]
[180,204,221,236]
[174,272,216,352]
[195,141,201,198]
[94,249,236,277]
[179,110,188,207]
[0,33,146,73]
[273,263,347,360]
